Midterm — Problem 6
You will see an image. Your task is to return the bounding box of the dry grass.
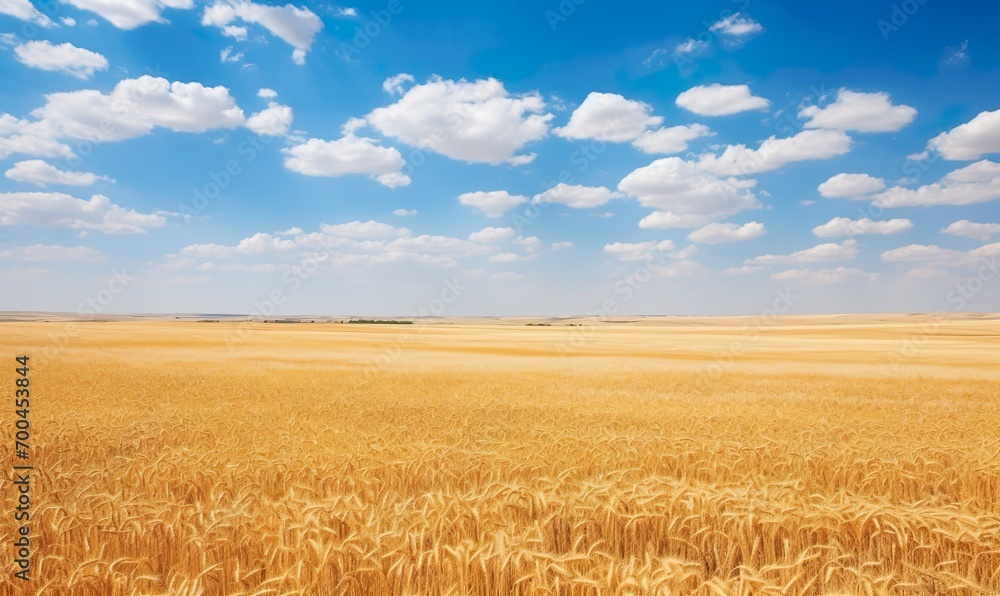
[2,316,999,595]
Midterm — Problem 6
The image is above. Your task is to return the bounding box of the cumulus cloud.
[927,109,1000,160]
[941,220,1000,241]
[694,129,852,176]
[603,240,677,262]
[321,220,408,238]
[14,76,245,152]
[392,208,417,216]
[687,221,765,244]
[770,266,876,283]
[458,191,526,217]
[619,157,761,228]
[746,239,858,265]
[202,0,323,63]
[0,192,165,233]
[175,220,499,271]
[283,133,410,188]
[62,0,194,29]
[675,84,769,116]
[672,39,709,58]
[881,244,969,264]
[722,265,764,275]
[257,88,278,99]
[366,76,552,165]
[0,0,54,26]
[0,244,104,261]
[0,76,244,158]
[554,92,662,142]
[709,13,763,39]
[245,102,293,136]
[532,183,622,209]
[632,124,712,154]
[871,160,1000,207]
[818,173,886,197]
[4,160,112,187]
[14,40,108,79]
[799,89,916,132]
[812,217,912,237]
[382,73,415,95]
[469,227,516,243]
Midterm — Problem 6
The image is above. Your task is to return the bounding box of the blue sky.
[2,0,1000,316]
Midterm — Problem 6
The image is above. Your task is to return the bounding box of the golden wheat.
[1,315,998,594]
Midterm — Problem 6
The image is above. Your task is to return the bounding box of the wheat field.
[2,314,999,595]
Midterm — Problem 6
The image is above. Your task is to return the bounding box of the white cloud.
[321,220,408,239]
[695,129,852,176]
[488,252,530,263]
[746,239,858,265]
[246,102,293,136]
[257,88,278,99]
[222,24,247,39]
[392,208,417,217]
[0,192,166,233]
[770,266,876,283]
[4,159,111,187]
[366,76,552,165]
[62,17,76,25]
[14,40,108,79]
[553,92,662,142]
[0,0,54,26]
[799,89,916,132]
[619,157,760,228]
[202,0,323,63]
[927,109,1000,160]
[881,244,967,264]
[469,227,516,243]
[687,221,765,244]
[941,220,1000,241]
[673,39,709,57]
[709,13,763,38]
[872,160,1000,207]
[458,191,526,217]
[22,76,245,147]
[812,217,912,237]
[675,84,769,117]
[632,123,712,154]
[0,244,104,261]
[551,241,573,250]
[722,265,764,275]
[818,173,886,197]
[532,183,622,209]
[283,134,410,188]
[604,239,676,262]
[337,6,358,17]
[220,46,243,62]
[61,0,194,29]
[382,73,415,95]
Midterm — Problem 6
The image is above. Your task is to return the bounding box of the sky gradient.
[2,0,1000,316]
